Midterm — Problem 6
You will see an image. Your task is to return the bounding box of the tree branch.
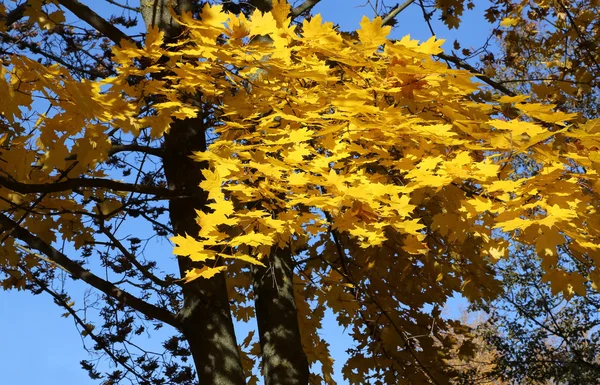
[0,175,175,196]
[435,53,516,96]
[104,0,140,13]
[109,144,164,158]
[22,267,149,382]
[55,0,135,46]
[2,2,27,28]
[99,222,175,288]
[291,0,321,17]
[556,0,600,73]
[381,0,416,27]
[381,2,516,97]
[0,31,106,79]
[0,212,181,329]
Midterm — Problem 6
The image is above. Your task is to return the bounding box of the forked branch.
[0,212,181,329]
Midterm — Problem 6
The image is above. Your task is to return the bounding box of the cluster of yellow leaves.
[0,55,134,267]
[103,3,600,302]
[85,8,600,379]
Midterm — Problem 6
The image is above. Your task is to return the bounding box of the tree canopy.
[2,1,600,384]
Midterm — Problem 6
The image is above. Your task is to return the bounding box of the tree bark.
[142,1,246,384]
[252,247,309,385]
[163,117,246,385]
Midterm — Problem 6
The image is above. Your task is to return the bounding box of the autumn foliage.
[2,0,600,384]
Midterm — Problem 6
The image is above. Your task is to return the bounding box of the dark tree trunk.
[163,117,246,385]
[252,247,309,385]
[142,1,246,384]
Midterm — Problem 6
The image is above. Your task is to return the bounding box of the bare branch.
[0,212,181,329]
[22,267,149,382]
[15,244,71,274]
[55,0,135,46]
[109,144,164,158]
[104,0,140,13]
[99,222,175,288]
[381,0,416,27]
[291,0,321,17]
[0,31,107,78]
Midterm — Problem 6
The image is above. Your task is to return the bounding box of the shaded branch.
[0,31,106,78]
[322,211,442,385]
[2,2,27,28]
[105,0,140,13]
[15,244,71,274]
[0,175,175,196]
[99,222,175,288]
[63,144,163,162]
[138,210,174,235]
[435,53,517,96]
[0,212,181,329]
[22,266,148,382]
[109,144,164,158]
[291,0,321,17]
[55,0,135,46]
[556,0,600,73]
[381,2,516,97]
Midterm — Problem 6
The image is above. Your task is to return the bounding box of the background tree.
[419,1,600,383]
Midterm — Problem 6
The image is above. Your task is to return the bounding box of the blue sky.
[0,1,494,384]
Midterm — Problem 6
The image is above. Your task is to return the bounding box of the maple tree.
[432,1,600,383]
[2,1,600,385]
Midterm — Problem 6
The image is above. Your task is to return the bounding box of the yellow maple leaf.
[402,234,429,255]
[301,14,342,47]
[200,169,223,198]
[218,252,266,266]
[226,11,250,39]
[271,0,291,27]
[357,16,391,50]
[498,95,530,103]
[184,266,228,282]
[249,9,278,37]
[499,17,520,27]
[229,232,274,247]
[96,199,122,217]
[416,36,445,55]
[145,26,165,53]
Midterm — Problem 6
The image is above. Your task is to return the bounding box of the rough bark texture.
[252,247,309,385]
[142,2,246,384]
[163,117,246,385]
[140,0,193,38]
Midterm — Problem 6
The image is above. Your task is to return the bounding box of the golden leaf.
[184,266,228,282]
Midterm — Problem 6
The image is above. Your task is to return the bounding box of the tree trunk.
[252,247,309,385]
[163,117,246,385]
[142,1,246,384]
